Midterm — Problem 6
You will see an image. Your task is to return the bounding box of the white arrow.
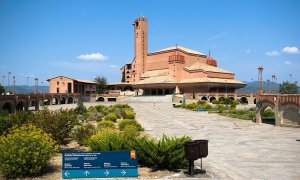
[121,170,126,176]
[104,170,109,176]
[84,171,90,176]
[64,171,70,177]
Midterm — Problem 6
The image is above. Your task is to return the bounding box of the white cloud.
[209,32,226,41]
[109,65,118,68]
[282,46,299,54]
[246,49,251,54]
[284,60,292,65]
[265,50,280,56]
[77,53,109,61]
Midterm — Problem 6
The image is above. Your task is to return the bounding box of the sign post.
[62,151,138,179]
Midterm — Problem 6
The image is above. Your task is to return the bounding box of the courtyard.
[48,97,300,179]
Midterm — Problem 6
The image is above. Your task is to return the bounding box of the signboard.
[62,151,138,179]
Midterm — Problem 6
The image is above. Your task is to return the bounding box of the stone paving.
[47,100,300,179]
[127,101,300,179]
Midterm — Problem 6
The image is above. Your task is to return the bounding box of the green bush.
[263,109,275,120]
[0,111,31,136]
[0,124,58,178]
[204,103,212,110]
[88,110,104,122]
[186,102,197,110]
[123,125,139,140]
[71,123,97,146]
[212,100,219,104]
[121,109,135,119]
[133,134,191,170]
[114,108,122,119]
[104,113,117,122]
[29,108,79,145]
[197,100,206,106]
[112,104,132,109]
[229,108,237,114]
[98,120,115,129]
[75,100,87,114]
[217,104,226,113]
[230,100,239,109]
[87,128,127,151]
[118,119,143,131]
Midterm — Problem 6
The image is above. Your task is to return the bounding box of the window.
[57,81,59,85]
[57,88,59,93]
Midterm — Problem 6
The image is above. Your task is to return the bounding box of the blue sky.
[0,0,299,86]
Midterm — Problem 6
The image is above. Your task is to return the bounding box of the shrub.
[217,104,226,113]
[229,108,237,114]
[71,123,97,146]
[263,109,275,120]
[112,104,132,109]
[123,125,139,140]
[197,100,206,106]
[204,103,212,110]
[186,102,197,110]
[0,124,57,178]
[230,100,239,109]
[88,110,104,122]
[118,119,143,131]
[0,111,31,136]
[98,120,115,129]
[114,108,122,119]
[212,100,219,104]
[104,113,117,122]
[75,100,87,114]
[88,128,127,151]
[133,134,191,170]
[121,109,135,119]
[29,108,79,145]
[181,102,187,108]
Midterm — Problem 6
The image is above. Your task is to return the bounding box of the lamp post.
[272,75,275,93]
[2,76,5,86]
[267,79,270,94]
[8,72,11,91]
[34,78,38,94]
[257,66,263,95]
[26,76,29,94]
[13,76,16,94]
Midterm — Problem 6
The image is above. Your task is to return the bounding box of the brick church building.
[120,17,246,96]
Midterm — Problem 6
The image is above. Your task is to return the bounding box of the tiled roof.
[150,46,205,55]
[141,69,169,78]
[185,62,233,74]
[180,78,246,84]
[134,76,176,84]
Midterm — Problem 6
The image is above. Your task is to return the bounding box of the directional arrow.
[121,170,126,176]
[64,171,70,177]
[84,171,90,176]
[104,170,109,176]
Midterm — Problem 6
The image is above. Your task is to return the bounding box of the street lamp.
[2,76,5,86]
[13,76,16,94]
[267,79,270,94]
[8,72,11,92]
[27,76,29,94]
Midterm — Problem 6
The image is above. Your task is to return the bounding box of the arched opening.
[52,97,59,105]
[44,98,51,105]
[254,98,256,104]
[31,100,37,107]
[107,98,117,101]
[126,71,130,74]
[219,97,225,103]
[151,90,156,95]
[97,97,104,101]
[126,76,130,78]
[165,89,171,95]
[123,86,133,91]
[16,101,26,111]
[60,97,66,104]
[3,102,13,113]
[260,106,275,125]
[67,97,73,104]
[210,96,216,102]
[201,96,208,101]
[240,97,248,104]
[229,97,235,101]
[157,89,163,95]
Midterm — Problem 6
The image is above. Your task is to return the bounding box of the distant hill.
[237,81,299,93]
[3,85,49,94]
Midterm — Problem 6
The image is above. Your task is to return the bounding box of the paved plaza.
[48,99,300,179]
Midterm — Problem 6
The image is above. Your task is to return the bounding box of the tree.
[0,85,5,94]
[279,81,298,94]
[94,76,108,93]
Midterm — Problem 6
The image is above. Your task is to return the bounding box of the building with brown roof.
[47,76,96,95]
[120,17,246,96]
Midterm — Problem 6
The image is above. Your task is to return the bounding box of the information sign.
[62,151,138,179]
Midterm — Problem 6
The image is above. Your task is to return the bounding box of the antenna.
[208,49,211,57]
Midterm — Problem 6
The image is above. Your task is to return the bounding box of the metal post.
[34,78,38,94]
[2,76,5,86]
[27,76,29,94]
[13,76,15,94]
[267,79,270,94]
[8,72,11,92]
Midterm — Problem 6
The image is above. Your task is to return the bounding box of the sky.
[0,0,299,86]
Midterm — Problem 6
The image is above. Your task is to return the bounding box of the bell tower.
[133,17,148,81]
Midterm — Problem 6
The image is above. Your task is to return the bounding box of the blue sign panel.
[62,151,138,179]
